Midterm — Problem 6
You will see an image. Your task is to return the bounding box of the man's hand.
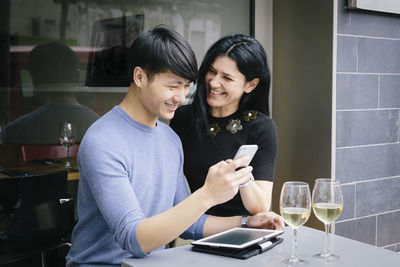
[199,156,253,208]
[247,211,285,230]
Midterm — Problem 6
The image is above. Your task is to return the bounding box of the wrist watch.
[241,216,248,228]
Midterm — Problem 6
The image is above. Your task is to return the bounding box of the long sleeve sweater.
[66,106,207,267]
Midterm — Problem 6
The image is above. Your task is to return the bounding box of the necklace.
[205,110,257,137]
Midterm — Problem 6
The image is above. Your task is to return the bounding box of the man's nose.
[175,88,186,104]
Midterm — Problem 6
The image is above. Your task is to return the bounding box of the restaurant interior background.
[0,0,399,265]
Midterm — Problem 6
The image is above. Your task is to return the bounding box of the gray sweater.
[66,106,207,267]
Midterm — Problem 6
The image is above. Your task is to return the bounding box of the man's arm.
[137,157,253,253]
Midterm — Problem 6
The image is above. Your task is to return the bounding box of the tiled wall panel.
[336,144,400,183]
[377,211,400,247]
[336,216,376,245]
[335,0,400,250]
[356,177,400,217]
[336,110,398,147]
[336,74,378,110]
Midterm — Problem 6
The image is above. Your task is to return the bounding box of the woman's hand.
[247,211,285,230]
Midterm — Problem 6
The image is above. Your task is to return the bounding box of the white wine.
[313,203,343,223]
[281,207,311,227]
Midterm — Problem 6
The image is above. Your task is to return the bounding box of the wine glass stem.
[291,227,298,260]
[324,222,330,256]
[67,146,70,163]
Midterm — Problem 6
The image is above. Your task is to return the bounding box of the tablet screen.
[191,228,283,249]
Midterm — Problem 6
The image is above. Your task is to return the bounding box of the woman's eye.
[224,76,233,81]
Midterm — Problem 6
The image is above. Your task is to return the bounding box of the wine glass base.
[64,161,72,169]
[281,257,307,266]
[313,253,340,262]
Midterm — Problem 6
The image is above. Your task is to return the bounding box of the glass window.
[0,0,250,153]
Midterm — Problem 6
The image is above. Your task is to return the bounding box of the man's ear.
[244,78,260,93]
[133,66,147,88]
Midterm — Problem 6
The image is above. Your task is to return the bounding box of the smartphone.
[233,144,258,168]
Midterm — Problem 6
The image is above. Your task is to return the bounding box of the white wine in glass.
[312,178,343,262]
[280,181,311,266]
[59,122,77,168]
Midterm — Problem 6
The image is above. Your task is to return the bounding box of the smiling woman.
[205,55,259,118]
[170,34,277,218]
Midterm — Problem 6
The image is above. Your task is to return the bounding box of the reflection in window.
[1,0,250,148]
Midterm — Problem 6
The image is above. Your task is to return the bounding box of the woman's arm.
[239,116,277,214]
[239,180,273,214]
[203,210,284,237]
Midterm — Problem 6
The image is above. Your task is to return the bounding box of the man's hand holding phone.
[199,145,259,207]
[201,156,253,207]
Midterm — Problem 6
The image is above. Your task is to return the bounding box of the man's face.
[138,70,190,121]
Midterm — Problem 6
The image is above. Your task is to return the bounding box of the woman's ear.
[133,66,147,88]
[244,78,260,93]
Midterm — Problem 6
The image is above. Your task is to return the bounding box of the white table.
[122,226,400,267]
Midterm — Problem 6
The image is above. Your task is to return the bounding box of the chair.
[0,171,74,267]
[20,143,80,162]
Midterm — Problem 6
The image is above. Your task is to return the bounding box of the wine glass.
[59,122,77,168]
[280,181,312,265]
[312,178,343,262]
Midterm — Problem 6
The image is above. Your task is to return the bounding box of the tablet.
[191,228,284,250]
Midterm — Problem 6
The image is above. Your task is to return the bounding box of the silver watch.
[241,216,248,228]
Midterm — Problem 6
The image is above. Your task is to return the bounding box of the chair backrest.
[20,143,80,162]
[0,171,74,255]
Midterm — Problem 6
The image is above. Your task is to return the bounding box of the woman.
[170,34,277,217]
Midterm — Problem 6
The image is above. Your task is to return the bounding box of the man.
[66,25,283,267]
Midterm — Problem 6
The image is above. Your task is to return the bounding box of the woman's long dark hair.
[191,34,271,136]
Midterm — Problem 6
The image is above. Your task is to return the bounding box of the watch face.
[241,216,247,227]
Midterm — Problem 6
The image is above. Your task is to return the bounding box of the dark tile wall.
[335,216,376,245]
[377,211,400,247]
[335,1,400,250]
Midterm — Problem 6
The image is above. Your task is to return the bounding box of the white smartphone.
[233,144,258,168]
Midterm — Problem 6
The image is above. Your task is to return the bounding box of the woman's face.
[205,55,255,117]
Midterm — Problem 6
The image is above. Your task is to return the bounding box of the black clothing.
[170,105,278,216]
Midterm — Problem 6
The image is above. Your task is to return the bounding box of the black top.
[170,105,278,216]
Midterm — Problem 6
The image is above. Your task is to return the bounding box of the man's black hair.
[128,25,197,83]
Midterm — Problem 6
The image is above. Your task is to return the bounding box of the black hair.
[27,42,78,84]
[128,25,197,83]
[191,34,271,134]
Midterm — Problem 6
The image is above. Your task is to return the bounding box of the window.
[0,0,251,149]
